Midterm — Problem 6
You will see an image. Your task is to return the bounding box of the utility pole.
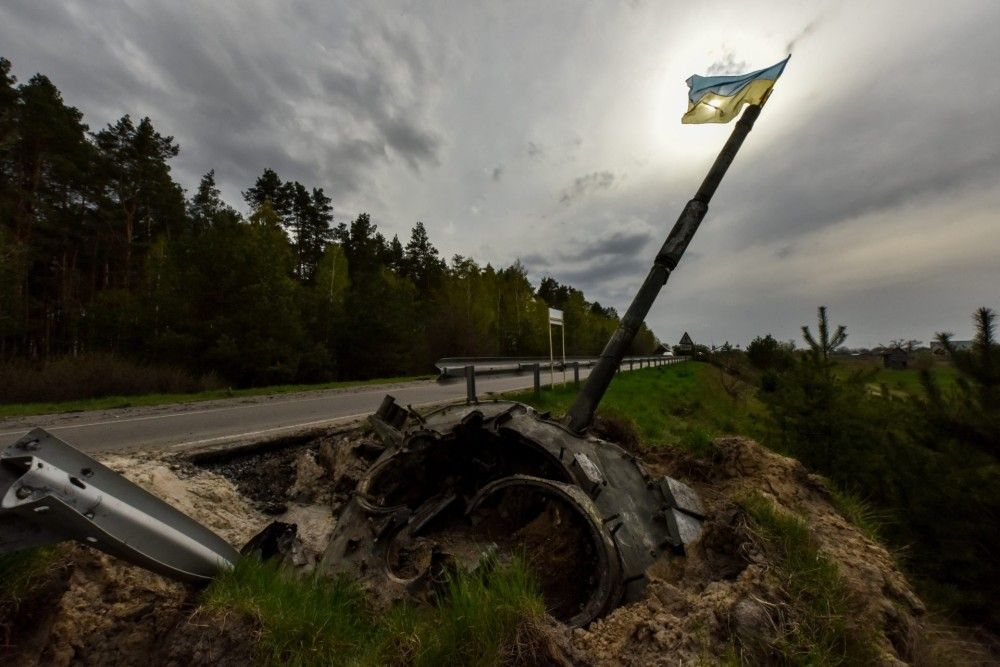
[564,101,770,433]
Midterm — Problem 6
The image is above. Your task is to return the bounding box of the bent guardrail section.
[0,428,238,584]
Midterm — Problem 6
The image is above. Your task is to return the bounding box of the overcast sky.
[3,1,998,348]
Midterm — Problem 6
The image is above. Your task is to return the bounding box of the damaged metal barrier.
[320,396,705,627]
[0,428,238,584]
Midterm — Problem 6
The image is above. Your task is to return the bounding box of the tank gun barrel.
[564,102,767,433]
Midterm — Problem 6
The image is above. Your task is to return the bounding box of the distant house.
[930,340,973,356]
[882,347,909,370]
[674,332,695,356]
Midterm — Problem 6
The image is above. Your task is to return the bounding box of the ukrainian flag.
[682,56,790,124]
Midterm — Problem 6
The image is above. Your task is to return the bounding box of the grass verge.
[828,488,886,543]
[200,555,545,667]
[739,493,880,665]
[0,546,62,617]
[0,374,432,418]
[832,357,957,397]
[505,362,764,457]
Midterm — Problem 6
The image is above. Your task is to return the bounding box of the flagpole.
[564,100,770,433]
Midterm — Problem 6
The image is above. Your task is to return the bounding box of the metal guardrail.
[0,429,238,583]
[435,355,683,380]
[434,355,686,404]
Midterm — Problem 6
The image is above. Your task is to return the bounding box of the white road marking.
[167,397,461,451]
[166,413,371,450]
[0,382,441,433]
[0,374,536,437]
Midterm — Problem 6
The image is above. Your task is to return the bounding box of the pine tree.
[920,307,1000,456]
[242,168,286,214]
[386,234,404,273]
[5,73,98,356]
[801,305,847,369]
[94,115,184,289]
[188,170,235,231]
[402,221,443,290]
[300,187,333,281]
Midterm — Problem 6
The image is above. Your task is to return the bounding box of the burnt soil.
[201,444,310,514]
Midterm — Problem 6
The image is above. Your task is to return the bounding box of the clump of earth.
[0,427,978,666]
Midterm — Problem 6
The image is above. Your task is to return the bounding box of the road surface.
[0,367,608,454]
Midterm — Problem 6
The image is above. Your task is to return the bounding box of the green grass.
[200,555,545,667]
[0,374,432,417]
[505,362,764,457]
[828,488,885,543]
[0,546,62,616]
[739,493,880,665]
[832,357,957,397]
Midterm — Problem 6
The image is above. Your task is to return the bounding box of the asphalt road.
[0,367,601,454]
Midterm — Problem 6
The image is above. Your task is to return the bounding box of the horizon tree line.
[0,57,658,385]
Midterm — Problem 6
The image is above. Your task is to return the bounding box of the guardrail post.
[573,362,580,387]
[464,365,477,404]
[532,363,541,397]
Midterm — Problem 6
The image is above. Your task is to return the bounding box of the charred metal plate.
[320,396,704,627]
[659,476,706,518]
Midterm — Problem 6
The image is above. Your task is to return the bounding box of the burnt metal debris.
[320,396,704,627]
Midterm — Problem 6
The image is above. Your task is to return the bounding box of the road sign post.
[548,308,565,389]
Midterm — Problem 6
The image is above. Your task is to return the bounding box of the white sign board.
[548,308,563,325]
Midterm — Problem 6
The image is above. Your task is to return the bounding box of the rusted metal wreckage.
[320,396,703,626]
[0,101,770,626]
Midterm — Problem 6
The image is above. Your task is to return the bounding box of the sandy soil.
[573,436,926,666]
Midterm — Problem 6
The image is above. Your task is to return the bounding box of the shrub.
[747,334,795,372]
[0,354,223,404]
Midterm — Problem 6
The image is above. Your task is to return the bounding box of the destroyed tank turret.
[319,397,704,626]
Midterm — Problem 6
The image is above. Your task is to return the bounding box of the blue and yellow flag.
[682,56,789,124]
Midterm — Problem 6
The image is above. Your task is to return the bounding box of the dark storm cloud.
[0,0,442,205]
[553,255,643,285]
[518,252,549,268]
[558,228,652,262]
[517,223,655,297]
[559,171,616,205]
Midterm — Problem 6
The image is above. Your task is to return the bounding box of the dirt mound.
[572,436,927,666]
[9,550,257,666]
